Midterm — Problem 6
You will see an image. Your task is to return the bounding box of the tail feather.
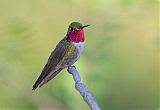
[32,68,62,90]
[32,75,43,90]
[32,85,38,90]
[32,79,41,90]
[39,68,62,88]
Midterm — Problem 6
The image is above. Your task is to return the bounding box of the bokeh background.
[0,0,158,110]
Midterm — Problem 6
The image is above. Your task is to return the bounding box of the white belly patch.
[73,42,84,58]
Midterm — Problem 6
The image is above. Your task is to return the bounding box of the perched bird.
[32,22,90,90]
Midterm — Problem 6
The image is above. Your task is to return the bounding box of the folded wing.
[32,37,71,90]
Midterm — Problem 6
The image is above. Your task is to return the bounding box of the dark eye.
[70,27,74,30]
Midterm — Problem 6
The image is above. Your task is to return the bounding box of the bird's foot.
[67,65,76,74]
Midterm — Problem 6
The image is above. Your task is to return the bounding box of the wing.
[32,37,71,90]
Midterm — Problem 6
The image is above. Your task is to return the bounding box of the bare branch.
[67,66,100,110]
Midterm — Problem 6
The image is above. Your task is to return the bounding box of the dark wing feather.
[32,37,71,90]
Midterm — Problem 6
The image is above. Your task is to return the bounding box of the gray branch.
[67,66,100,110]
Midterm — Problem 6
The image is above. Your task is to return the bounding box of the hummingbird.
[32,22,90,90]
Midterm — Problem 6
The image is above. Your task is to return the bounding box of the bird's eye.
[70,27,74,30]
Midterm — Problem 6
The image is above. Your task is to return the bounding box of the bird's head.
[66,22,90,43]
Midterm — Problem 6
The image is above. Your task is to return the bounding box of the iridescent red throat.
[66,29,85,43]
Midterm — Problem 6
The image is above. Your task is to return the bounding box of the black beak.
[81,24,90,29]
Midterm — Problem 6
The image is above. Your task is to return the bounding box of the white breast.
[73,42,84,58]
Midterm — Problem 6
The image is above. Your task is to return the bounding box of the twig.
[67,66,100,110]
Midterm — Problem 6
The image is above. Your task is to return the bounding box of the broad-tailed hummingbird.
[32,22,90,90]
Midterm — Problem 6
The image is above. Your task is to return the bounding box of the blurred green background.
[0,0,158,110]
